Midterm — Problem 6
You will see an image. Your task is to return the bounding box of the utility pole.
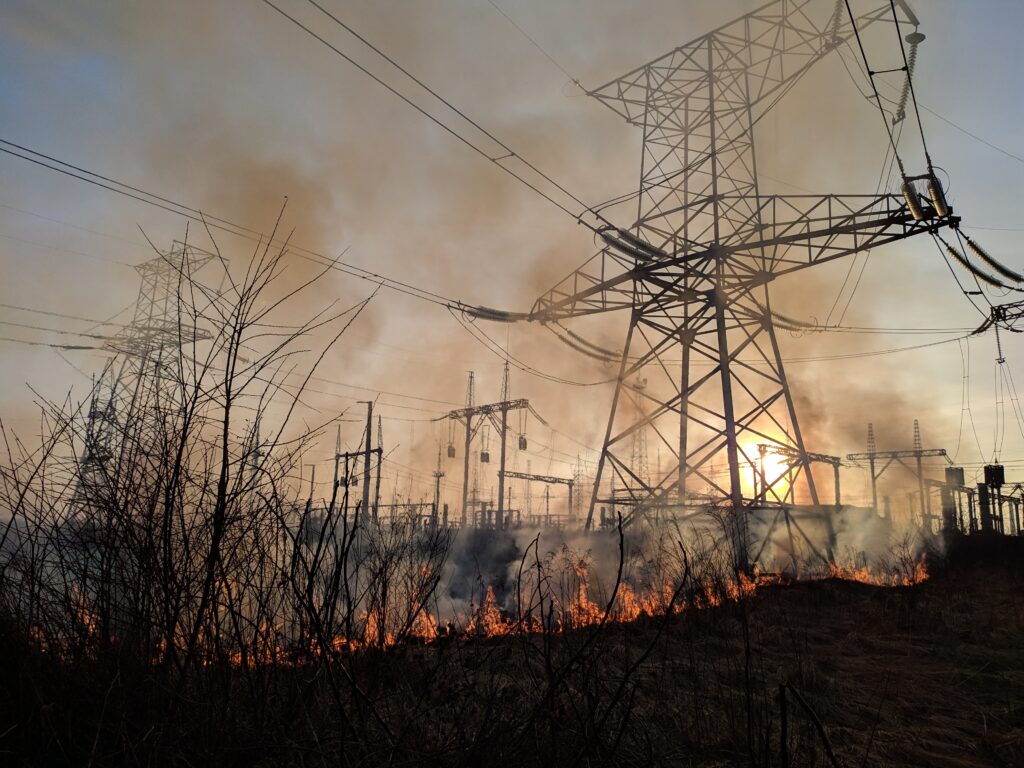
[497,362,510,528]
[867,424,878,515]
[914,419,928,523]
[571,456,581,522]
[333,424,342,492]
[362,403,374,524]
[432,446,445,528]
[461,372,474,525]
[374,414,383,522]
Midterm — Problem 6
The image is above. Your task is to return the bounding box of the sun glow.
[742,442,794,500]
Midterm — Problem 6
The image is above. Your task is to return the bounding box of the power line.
[0,138,478,312]
[826,120,904,325]
[484,0,583,91]
[868,67,1024,168]
[887,0,933,167]
[0,301,131,327]
[0,319,112,340]
[964,225,1024,233]
[0,231,131,267]
[0,295,466,415]
[0,335,99,351]
[448,305,616,388]
[774,333,971,364]
[260,0,603,230]
[918,103,1024,166]
[842,0,907,175]
[0,200,144,248]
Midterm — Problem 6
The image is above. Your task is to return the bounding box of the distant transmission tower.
[106,241,213,360]
[75,241,213,506]
[629,377,650,492]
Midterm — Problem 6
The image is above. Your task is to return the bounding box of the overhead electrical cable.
[868,70,1024,167]
[829,120,904,325]
[262,0,604,230]
[484,0,583,91]
[0,231,131,268]
[448,306,615,387]
[1000,357,1024,447]
[0,319,112,341]
[918,104,1024,166]
[0,301,131,328]
[0,138,489,314]
[932,235,992,322]
[841,7,1012,330]
[0,201,144,248]
[842,0,907,175]
[887,0,934,167]
[0,335,99,351]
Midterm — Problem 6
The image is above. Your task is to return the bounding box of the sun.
[741,443,793,501]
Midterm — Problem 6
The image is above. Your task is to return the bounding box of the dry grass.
[1,537,1021,767]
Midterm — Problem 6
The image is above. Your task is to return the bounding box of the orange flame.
[827,557,928,587]
[52,556,930,666]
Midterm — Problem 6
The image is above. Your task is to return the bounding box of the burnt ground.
[1,535,1022,767]
[398,535,1024,768]
[614,536,1024,767]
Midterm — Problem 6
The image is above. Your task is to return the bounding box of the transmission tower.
[76,367,119,507]
[523,0,959,564]
[572,455,585,522]
[76,241,213,507]
[629,377,651,493]
[104,241,215,382]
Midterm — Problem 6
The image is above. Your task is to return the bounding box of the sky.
[1,0,1023,514]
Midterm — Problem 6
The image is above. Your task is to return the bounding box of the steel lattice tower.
[527,0,958,564]
[106,241,214,365]
[75,242,213,504]
[628,377,650,493]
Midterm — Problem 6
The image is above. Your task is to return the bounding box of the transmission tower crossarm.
[724,194,958,278]
[979,299,1024,335]
[502,470,573,486]
[442,398,528,421]
[846,448,947,460]
[759,442,840,466]
[530,194,957,322]
[587,0,900,127]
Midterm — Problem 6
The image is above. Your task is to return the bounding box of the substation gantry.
[846,419,949,529]
[474,0,964,567]
[502,471,575,525]
[441,369,530,528]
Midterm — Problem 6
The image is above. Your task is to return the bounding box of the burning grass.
[2,537,1015,767]
[425,551,929,646]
